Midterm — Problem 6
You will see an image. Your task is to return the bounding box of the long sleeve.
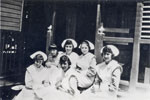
[109,68,121,92]
[90,57,97,68]
[70,52,79,69]
[25,70,33,89]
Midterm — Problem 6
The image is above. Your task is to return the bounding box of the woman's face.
[102,52,112,64]
[65,44,73,55]
[50,49,57,57]
[61,61,69,72]
[80,43,89,55]
[35,60,43,68]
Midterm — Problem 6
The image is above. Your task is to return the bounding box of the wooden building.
[0,0,150,91]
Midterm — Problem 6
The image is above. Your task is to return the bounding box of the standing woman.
[61,38,79,69]
[14,51,50,100]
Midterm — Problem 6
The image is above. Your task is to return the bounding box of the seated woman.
[96,45,122,96]
[75,40,97,91]
[57,56,96,95]
[45,44,63,86]
[13,51,50,100]
[55,55,76,95]
[46,44,61,67]
[39,55,75,100]
[39,55,96,100]
[60,38,79,69]
[77,40,96,71]
[58,40,97,96]
[74,45,122,100]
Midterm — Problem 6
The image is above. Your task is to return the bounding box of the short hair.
[59,55,71,65]
[64,40,74,48]
[81,40,90,50]
[101,46,114,58]
[34,54,44,61]
[48,44,57,51]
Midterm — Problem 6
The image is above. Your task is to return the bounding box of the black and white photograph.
[0,0,150,100]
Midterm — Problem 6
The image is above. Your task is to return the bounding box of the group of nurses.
[13,38,122,100]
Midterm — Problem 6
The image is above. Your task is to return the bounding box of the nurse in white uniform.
[60,39,79,69]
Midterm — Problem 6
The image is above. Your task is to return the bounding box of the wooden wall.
[100,2,137,80]
[0,0,24,79]
[0,0,24,31]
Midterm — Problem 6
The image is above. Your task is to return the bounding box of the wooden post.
[129,2,143,91]
[94,3,103,63]
[46,25,52,54]
[51,10,56,42]
[66,7,76,39]
[46,11,56,54]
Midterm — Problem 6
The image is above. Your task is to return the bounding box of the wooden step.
[141,30,150,33]
[141,35,150,38]
[143,11,150,13]
[142,26,150,28]
[143,6,150,8]
[120,80,150,89]
[142,16,150,18]
[142,20,150,23]
[144,1,150,3]
[103,37,133,43]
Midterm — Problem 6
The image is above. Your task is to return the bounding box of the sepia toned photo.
[0,0,150,100]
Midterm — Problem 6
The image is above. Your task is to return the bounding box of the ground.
[1,85,150,100]
[118,88,150,100]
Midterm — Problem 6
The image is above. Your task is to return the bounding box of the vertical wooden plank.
[144,67,150,84]
[94,3,103,63]
[129,2,143,90]
[19,0,24,32]
[51,10,56,42]
[66,7,76,39]
[46,26,52,54]
[46,10,56,54]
